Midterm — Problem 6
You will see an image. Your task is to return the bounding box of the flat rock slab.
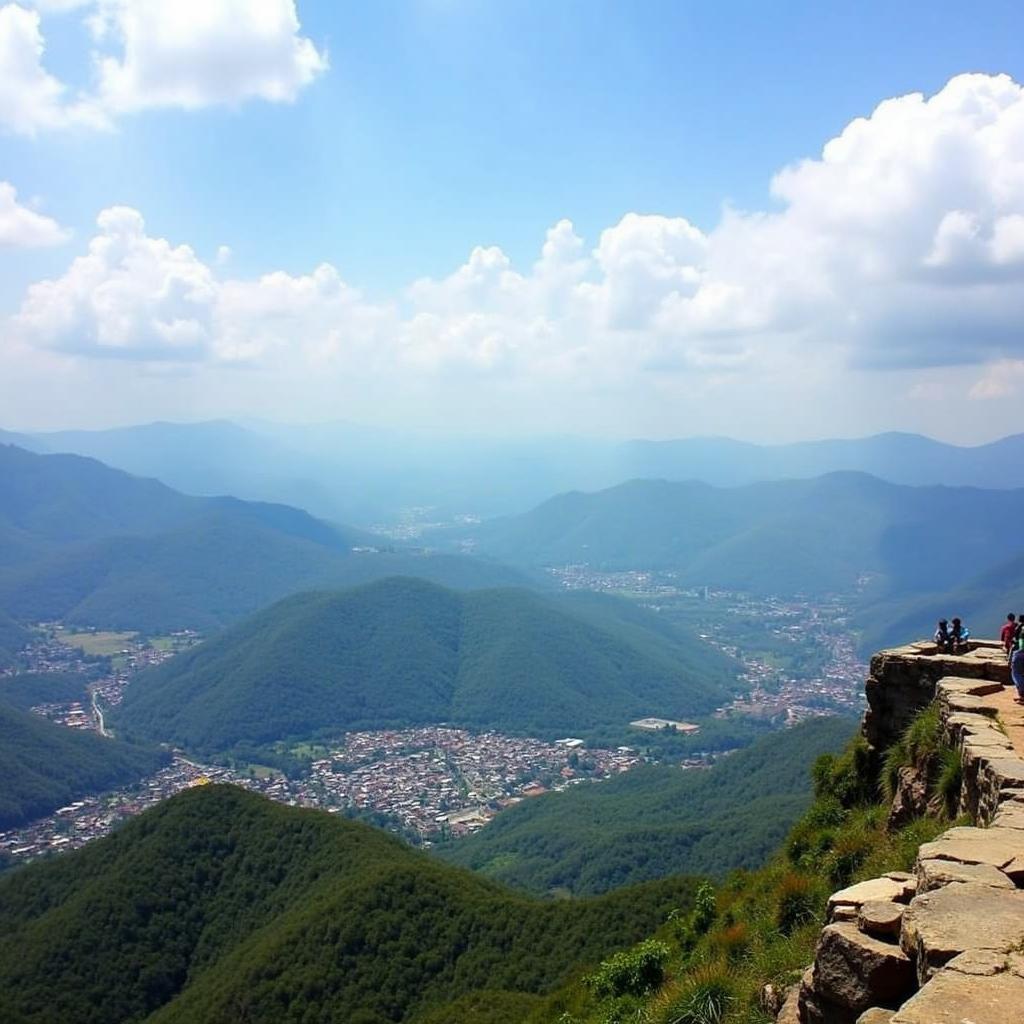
[814,922,914,1013]
[829,876,916,918]
[890,951,1024,1024]
[900,882,1024,982]
[917,857,1015,892]
[938,676,1007,697]
[859,901,904,938]
[991,803,1024,830]
[917,825,1024,877]
[943,693,1001,716]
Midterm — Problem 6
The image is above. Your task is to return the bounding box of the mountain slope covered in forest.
[114,577,737,754]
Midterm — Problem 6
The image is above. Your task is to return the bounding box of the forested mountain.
[454,473,1024,602]
[0,610,29,668]
[436,716,855,894]
[0,671,90,712]
[0,444,531,632]
[0,700,168,829]
[0,784,697,1024]
[16,420,1024,525]
[114,577,736,755]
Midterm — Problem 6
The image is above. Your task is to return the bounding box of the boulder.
[813,922,914,1014]
[855,1011,894,1024]
[916,857,1015,893]
[858,901,904,938]
[890,950,1024,1024]
[991,802,1024,830]
[828,877,916,920]
[900,882,1024,983]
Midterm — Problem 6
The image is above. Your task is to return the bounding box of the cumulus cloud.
[0,181,69,245]
[90,0,328,113]
[0,3,103,133]
[0,0,326,134]
[10,73,1024,408]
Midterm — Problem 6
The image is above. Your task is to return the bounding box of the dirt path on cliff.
[991,685,1024,757]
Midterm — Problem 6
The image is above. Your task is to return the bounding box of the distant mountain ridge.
[454,473,1024,607]
[0,444,535,633]
[9,420,1024,524]
[114,576,737,755]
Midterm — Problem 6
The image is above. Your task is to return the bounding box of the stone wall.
[781,644,1024,1024]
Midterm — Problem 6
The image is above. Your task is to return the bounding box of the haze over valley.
[1,2,1023,1022]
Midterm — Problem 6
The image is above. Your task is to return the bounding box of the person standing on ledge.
[1002,613,1017,661]
[1012,643,1024,705]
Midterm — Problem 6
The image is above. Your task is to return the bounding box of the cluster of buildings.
[301,727,641,839]
[0,727,642,863]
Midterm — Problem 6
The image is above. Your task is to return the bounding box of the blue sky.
[2,1,1024,440]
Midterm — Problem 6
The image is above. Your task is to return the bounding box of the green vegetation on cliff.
[0,701,168,829]
[437,716,855,895]
[0,784,697,1024]
[114,577,737,754]
[527,704,960,1024]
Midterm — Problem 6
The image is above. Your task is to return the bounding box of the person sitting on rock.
[934,619,951,652]
[950,617,970,654]
[1001,613,1017,661]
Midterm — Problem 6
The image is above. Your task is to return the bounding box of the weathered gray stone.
[943,692,1001,716]
[890,950,1024,1023]
[828,877,916,920]
[917,857,1016,892]
[813,922,914,1013]
[900,882,1024,983]
[858,900,904,938]
[775,982,801,1024]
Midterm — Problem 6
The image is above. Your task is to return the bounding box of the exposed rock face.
[862,644,1008,752]
[886,766,928,830]
[783,643,1024,1024]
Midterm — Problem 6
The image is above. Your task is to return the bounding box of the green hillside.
[0,701,168,829]
[437,716,855,894]
[0,784,697,1024]
[0,671,90,711]
[460,473,1024,600]
[0,444,532,633]
[0,610,29,668]
[114,577,737,755]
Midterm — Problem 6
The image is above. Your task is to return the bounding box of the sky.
[1,0,1024,443]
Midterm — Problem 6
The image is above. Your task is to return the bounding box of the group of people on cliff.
[933,613,1024,702]
[1001,613,1024,704]
[933,617,970,654]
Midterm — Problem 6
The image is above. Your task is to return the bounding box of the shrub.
[775,872,820,935]
[586,940,671,999]
[931,746,963,819]
[657,965,734,1024]
[691,883,717,936]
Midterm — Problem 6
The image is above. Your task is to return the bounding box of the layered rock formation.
[785,643,1024,1024]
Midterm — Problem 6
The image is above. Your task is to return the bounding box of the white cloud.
[0,3,103,133]
[14,206,217,358]
[0,0,326,134]
[9,73,1024,435]
[90,0,328,113]
[0,180,69,245]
